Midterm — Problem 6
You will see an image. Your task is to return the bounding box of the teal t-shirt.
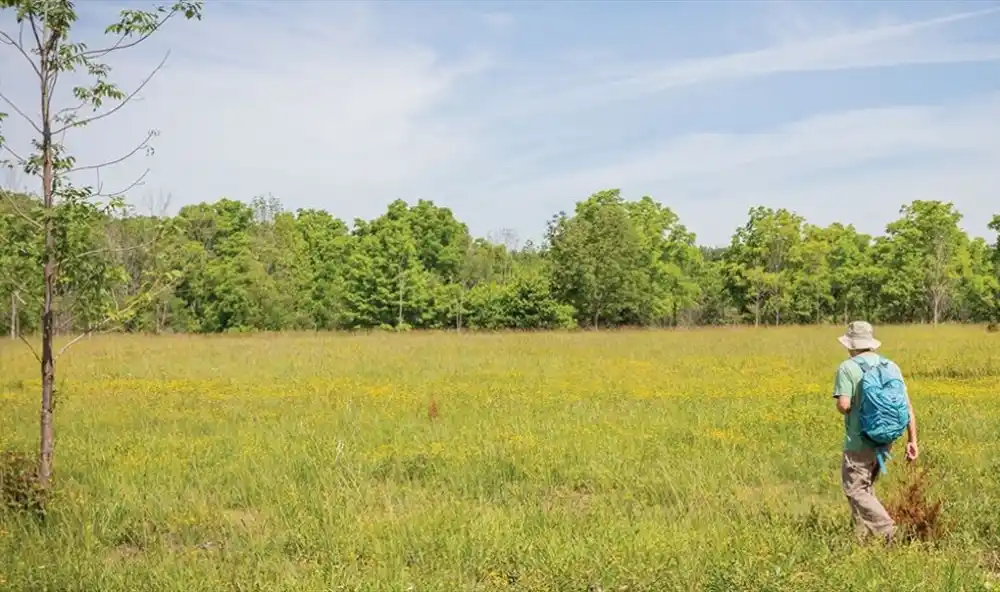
[832,352,882,452]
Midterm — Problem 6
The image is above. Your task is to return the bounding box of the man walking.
[832,321,919,542]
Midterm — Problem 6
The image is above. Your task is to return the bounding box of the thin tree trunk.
[38,32,56,488]
[397,274,404,327]
[39,126,56,486]
[10,292,15,340]
[774,287,780,325]
[157,301,165,334]
[40,260,55,487]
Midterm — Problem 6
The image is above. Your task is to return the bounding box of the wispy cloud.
[480,11,514,31]
[2,1,491,209]
[474,5,1000,122]
[481,93,1000,244]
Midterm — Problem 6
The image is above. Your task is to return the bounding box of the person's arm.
[833,364,852,415]
[905,389,919,460]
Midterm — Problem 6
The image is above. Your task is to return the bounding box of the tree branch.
[68,235,161,264]
[55,329,96,358]
[46,67,61,116]
[93,168,150,201]
[18,331,42,363]
[55,100,87,119]
[83,10,177,59]
[54,100,90,130]
[68,130,155,174]
[56,280,177,360]
[3,278,42,306]
[1,190,44,230]
[28,15,43,59]
[0,86,43,135]
[53,52,169,136]
[1,143,29,166]
[0,28,42,79]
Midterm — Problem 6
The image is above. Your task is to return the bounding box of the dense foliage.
[3,189,999,334]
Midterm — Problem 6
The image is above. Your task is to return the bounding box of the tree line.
[3,188,999,336]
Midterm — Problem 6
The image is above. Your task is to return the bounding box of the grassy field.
[1,326,1000,591]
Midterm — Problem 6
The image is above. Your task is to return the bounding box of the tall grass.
[1,326,999,590]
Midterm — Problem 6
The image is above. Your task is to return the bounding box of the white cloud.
[0,1,998,247]
[466,6,1000,123]
[0,1,491,212]
[480,11,514,31]
[483,93,1000,245]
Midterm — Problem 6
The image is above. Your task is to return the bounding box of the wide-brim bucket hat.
[838,320,881,350]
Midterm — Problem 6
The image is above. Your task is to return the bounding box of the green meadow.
[2,326,999,591]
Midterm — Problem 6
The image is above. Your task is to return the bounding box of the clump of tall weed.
[0,449,47,518]
[886,464,944,543]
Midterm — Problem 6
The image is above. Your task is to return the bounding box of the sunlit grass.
[2,326,999,590]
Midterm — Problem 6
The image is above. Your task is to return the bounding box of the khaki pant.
[841,448,895,540]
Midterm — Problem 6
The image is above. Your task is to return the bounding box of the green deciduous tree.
[1,191,42,338]
[986,215,1000,323]
[724,207,805,326]
[787,224,833,324]
[626,196,703,326]
[954,237,998,323]
[823,223,874,324]
[879,200,969,325]
[547,190,646,328]
[295,208,351,330]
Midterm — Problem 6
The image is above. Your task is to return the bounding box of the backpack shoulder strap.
[851,356,872,374]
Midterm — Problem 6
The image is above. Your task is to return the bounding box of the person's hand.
[905,441,919,461]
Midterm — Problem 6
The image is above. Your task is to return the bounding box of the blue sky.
[2,0,1000,246]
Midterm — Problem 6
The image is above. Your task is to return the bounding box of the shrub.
[0,449,47,518]
[886,465,944,543]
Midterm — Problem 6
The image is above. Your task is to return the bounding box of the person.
[832,320,919,542]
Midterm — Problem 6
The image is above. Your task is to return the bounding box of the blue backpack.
[852,355,911,473]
